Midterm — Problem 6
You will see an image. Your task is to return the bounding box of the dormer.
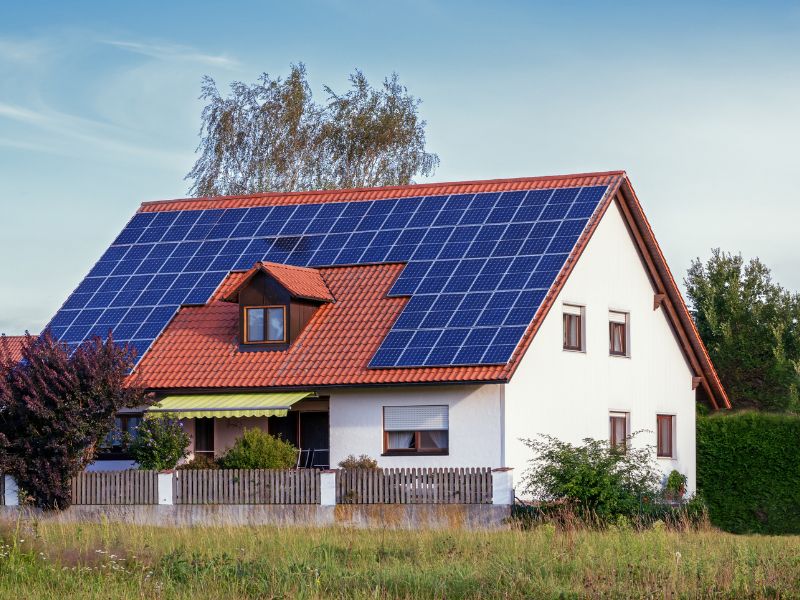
[222,262,334,351]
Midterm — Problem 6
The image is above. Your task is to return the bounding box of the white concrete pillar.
[3,475,18,507]
[158,472,174,505]
[491,467,514,505]
[320,470,336,506]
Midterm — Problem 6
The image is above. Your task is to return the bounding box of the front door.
[300,412,330,468]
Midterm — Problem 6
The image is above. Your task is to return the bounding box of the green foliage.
[685,249,800,411]
[520,434,662,522]
[665,470,688,497]
[337,454,378,469]
[176,454,219,470]
[217,428,297,469]
[129,414,190,471]
[0,333,149,509]
[186,64,439,196]
[697,411,800,534]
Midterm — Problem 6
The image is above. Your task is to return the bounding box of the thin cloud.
[0,38,51,64]
[103,39,239,68]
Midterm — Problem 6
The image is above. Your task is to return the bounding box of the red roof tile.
[223,262,334,303]
[132,264,507,389]
[0,335,33,363]
[138,172,625,213]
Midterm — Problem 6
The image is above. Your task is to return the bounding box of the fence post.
[3,475,18,507]
[491,468,514,505]
[158,471,174,505]
[320,470,336,506]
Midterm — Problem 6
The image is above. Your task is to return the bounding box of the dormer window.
[244,306,286,343]
[222,262,334,351]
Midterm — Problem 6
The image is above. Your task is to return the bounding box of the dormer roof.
[222,262,334,304]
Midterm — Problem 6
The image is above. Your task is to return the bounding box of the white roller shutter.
[563,304,583,316]
[384,405,448,431]
[609,310,628,324]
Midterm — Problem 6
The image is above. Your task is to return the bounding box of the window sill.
[609,353,630,359]
[562,348,585,354]
[381,451,449,457]
[657,455,676,460]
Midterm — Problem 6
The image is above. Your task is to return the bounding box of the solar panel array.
[46,184,609,367]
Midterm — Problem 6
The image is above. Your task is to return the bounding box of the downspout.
[499,384,506,467]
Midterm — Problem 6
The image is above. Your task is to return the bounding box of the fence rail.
[71,470,158,505]
[174,469,320,505]
[335,467,493,504]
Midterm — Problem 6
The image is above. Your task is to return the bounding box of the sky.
[1,0,799,335]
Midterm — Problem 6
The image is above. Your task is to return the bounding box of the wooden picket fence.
[71,470,158,505]
[335,467,493,504]
[174,469,320,505]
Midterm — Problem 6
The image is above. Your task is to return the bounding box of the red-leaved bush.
[0,332,151,509]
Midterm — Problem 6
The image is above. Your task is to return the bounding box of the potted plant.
[664,470,687,503]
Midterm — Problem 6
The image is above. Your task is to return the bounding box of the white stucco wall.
[504,199,698,493]
[329,385,503,468]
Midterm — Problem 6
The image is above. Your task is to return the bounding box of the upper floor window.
[383,405,449,455]
[609,310,629,356]
[563,304,584,351]
[657,414,675,458]
[609,412,629,450]
[244,306,286,344]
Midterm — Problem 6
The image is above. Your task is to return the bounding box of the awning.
[147,392,314,418]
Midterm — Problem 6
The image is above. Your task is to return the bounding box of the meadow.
[0,519,799,599]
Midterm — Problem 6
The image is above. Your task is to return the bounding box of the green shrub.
[217,428,297,469]
[177,454,220,470]
[129,414,190,471]
[520,434,661,523]
[337,454,379,469]
[697,411,800,534]
[665,470,688,500]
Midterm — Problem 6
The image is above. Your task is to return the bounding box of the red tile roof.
[223,262,334,303]
[138,172,625,213]
[127,171,728,408]
[132,264,508,389]
[0,335,33,363]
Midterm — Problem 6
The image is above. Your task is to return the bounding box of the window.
[244,306,285,343]
[194,418,215,458]
[609,412,628,450]
[99,414,142,455]
[609,310,628,356]
[657,414,675,458]
[563,304,584,351]
[383,405,449,455]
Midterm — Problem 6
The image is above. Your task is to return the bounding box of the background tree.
[685,249,800,412]
[186,64,439,196]
[0,333,150,509]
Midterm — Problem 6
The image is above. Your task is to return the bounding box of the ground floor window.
[609,412,628,450]
[194,417,215,458]
[98,414,142,458]
[657,414,675,458]
[383,405,449,455]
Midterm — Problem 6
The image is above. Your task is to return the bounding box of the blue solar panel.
[46,184,609,367]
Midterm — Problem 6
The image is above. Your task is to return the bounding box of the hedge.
[697,411,800,534]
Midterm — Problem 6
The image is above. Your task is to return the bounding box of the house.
[43,171,728,491]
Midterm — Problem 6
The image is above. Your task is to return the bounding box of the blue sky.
[1,1,799,335]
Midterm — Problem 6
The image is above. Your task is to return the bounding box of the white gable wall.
[504,199,697,494]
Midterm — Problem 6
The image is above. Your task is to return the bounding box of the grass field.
[1,520,799,599]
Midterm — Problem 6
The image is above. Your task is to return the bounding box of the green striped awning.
[147,392,314,418]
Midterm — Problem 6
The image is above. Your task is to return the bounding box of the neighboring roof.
[222,262,334,303]
[0,335,33,363]
[132,264,508,389]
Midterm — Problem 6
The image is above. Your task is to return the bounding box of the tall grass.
[1,519,799,598]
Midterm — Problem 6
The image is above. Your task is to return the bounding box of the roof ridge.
[138,171,627,212]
